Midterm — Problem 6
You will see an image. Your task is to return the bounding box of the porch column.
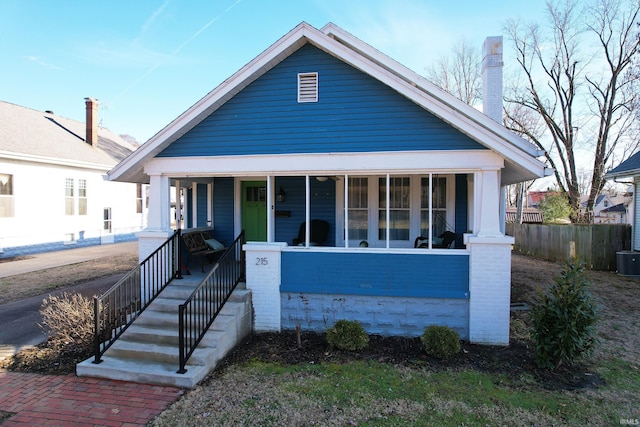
[243,242,286,332]
[137,173,172,262]
[465,168,513,345]
[476,168,502,237]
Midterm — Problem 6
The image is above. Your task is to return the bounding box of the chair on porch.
[414,230,457,249]
[292,219,330,246]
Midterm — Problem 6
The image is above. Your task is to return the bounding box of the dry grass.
[0,253,138,304]
[511,254,640,365]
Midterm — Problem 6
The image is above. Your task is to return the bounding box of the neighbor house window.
[103,207,112,233]
[379,177,410,240]
[65,178,74,215]
[348,177,368,240]
[78,179,87,215]
[0,173,14,218]
[421,176,447,238]
[136,184,143,213]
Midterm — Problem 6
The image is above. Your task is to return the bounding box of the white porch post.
[243,242,286,332]
[267,176,275,242]
[465,169,514,345]
[137,173,173,262]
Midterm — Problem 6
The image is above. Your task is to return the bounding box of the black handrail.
[92,230,181,364]
[178,230,245,374]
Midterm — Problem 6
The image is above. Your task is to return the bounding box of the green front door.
[241,181,267,242]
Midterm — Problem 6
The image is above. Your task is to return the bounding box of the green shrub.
[326,319,369,351]
[40,292,94,353]
[530,262,599,369]
[420,325,460,358]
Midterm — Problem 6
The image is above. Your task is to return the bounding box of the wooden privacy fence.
[505,223,631,271]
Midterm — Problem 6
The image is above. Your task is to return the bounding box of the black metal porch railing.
[178,230,246,374]
[92,230,181,364]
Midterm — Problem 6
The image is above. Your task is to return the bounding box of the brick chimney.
[84,97,98,146]
[482,36,503,123]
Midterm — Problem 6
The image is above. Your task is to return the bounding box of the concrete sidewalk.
[0,241,138,278]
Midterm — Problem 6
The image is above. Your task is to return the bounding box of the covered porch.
[137,162,512,344]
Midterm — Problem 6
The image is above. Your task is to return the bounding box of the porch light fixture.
[276,187,286,202]
[316,176,328,182]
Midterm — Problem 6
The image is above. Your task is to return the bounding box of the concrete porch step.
[77,287,253,388]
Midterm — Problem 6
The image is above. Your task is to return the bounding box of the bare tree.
[584,0,640,209]
[425,38,482,105]
[504,0,640,219]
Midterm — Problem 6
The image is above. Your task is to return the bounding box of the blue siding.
[159,44,485,158]
[212,178,235,245]
[274,177,336,246]
[455,174,468,248]
[281,251,469,299]
[196,183,208,227]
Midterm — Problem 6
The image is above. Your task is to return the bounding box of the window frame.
[0,173,14,218]
[338,174,455,249]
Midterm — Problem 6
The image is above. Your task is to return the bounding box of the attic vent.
[298,72,318,103]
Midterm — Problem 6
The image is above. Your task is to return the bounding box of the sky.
[0,0,550,144]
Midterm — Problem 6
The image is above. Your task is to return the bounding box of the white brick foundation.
[466,235,514,345]
[243,242,286,332]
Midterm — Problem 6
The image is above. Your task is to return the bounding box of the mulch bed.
[218,330,604,391]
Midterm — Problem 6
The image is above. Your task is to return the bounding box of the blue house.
[109,22,548,346]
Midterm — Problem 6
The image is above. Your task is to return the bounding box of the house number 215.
[255,257,268,266]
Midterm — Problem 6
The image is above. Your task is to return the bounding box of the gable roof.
[606,150,640,179]
[0,100,137,170]
[109,22,548,185]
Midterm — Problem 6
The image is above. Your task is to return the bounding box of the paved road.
[0,241,138,360]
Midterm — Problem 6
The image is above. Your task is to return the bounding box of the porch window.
[421,176,447,238]
[78,179,87,215]
[0,173,14,218]
[65,178,74,215]
[348,177,368,240]
[379,177,410,240]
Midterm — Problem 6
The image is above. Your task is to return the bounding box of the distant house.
[580,194,632,225]
[108,22,548,345]
[0,98,145,258]
[505,207,543,224]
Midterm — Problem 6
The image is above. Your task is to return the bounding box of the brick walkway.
[0,371,183,426]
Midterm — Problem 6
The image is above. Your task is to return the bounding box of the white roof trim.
[109,22,546,184]
[1,150,113,171]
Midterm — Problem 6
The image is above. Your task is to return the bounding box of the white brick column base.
[136,230,174,263]
[465,235,514,345]
[243,242,286,332]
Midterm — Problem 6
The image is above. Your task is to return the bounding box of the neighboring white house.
[0,98,146,258]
